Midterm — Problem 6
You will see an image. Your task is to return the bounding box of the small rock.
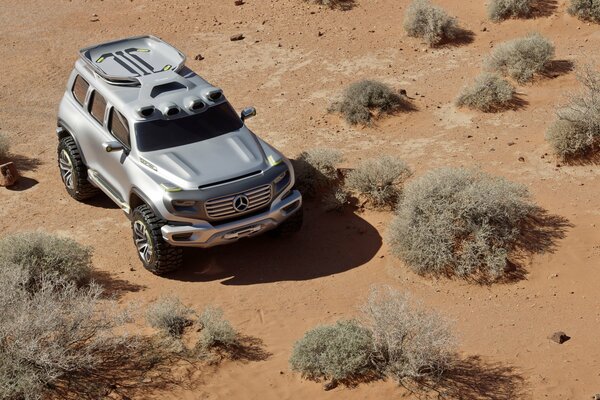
[142,377,152,383]
[548,331,570,344]
[323,380,338,391]
[481,26,487,32]
[318,31,324,37]
[507,142,515,146]
[230,33,245,41]
[234,0,244,5]
[0,162,19,187]
[518,156,525,162]
[130,267,136,272]
[194,54,205,61]
[90,17,100,22]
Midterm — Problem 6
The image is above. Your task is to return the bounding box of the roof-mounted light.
[186,97,206,112]
[137,106,155,118]
[203,88,223,102]
[160,102,180,118]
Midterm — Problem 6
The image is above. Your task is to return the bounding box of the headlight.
[172,200,196,207]
[273,170,288,184]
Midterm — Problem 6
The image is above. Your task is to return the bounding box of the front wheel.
[131,204,183,275]
[57,136,99,201]
[270,206,304,237]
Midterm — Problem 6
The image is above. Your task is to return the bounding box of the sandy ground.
[1,0,600,398]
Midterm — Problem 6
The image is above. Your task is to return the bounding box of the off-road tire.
[131,204,183,275]
[270,206,304,237]
[57,136,99,201]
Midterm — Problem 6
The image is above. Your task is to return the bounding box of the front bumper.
[161,190,302,247]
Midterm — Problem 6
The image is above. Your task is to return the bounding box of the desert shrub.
[292,148,342,197]
[361,286,455,381]
[346,156,412,209]
[488,0,533,21]
[486,33,555,83]
[146,296,195,337]
[330,80,410,125]
[323,188,351,212]
[290,320,373,382]
[568,0,600,22]
[0,231,92,289]
[197,306,238,350]
[546,67,600,158]
[456,73,516,112]
[304,0,355,9]
[388,168,537,280]
[0,132,9,160]
[403,0,459,46]
[0,266,141,400]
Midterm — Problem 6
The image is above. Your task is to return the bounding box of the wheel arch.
[129,188,163,220]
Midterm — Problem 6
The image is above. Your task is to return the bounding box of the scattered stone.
[0,162,18,187]
[548,331,570,344]
[194,54,205,61]
[318,31,324,37]
[481,26,487,32]
[323,380,338,391]
[507,142,515,146]
[518,156,525,162]
[230,33,245,41]
[90,17,100,22]
[234,0,244,5]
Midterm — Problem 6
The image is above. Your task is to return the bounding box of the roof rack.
[79,35,186,86]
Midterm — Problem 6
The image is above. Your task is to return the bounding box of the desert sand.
[1,0,599,398]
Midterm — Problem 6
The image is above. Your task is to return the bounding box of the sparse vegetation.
[486,33,555,83]
[346,156,412,209]
[146,296,195,337]
[488,0,533,22]
[388,168,537,280]
[568,0,600,22]
[304,0,355,10]
[0,231,92,289]
[546,66,600,159]
[197,306,239,350]
[330,80,411,125]
[323,188,351,212]
[456,73,516,112]
[361,286,455,381]
[292,148,343,197]
[0,132,9,160]
[290,320,373,382]
[403,0,460,46]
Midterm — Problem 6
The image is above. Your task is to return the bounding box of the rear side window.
[88,90,107,124]
[109,108,130,148]
[71,75,89,105]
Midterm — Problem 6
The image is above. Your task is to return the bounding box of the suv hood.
[140,127,268,189]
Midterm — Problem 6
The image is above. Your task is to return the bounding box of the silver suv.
[56,36,303,274]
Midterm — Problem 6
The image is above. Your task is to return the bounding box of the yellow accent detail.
[163,65,172,71]
[160,184,182,192]
[268,155,282,166]
[96,57,104,63]
[137,48,150,52]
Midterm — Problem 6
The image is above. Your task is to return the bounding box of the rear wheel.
[57,136,99,201]
[270,206,304,237]
[131,204,183,275]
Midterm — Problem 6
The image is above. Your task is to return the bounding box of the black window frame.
[88,90,107,125]
[108,107,131,149]
[71,75,89,106]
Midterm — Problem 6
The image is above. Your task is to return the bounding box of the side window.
[71,75,89,106]
[108,108,131,148]
[88,90,107,124]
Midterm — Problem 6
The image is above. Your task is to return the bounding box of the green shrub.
[361,286,455,381]
[146,296,194,337]
[488,0,533,21]
[0,232,92,289]
[403,0,459,46]
[197,306,238,350]
[568,0,600,22]
[290,320,373,382]
[292,148,343,197]
[546,67,600,159]
[388,168,537,280]
[330,80,411,125]
[456,73,516,112]
[346,156,412,209]
[486,33,555,83]
[0,132,9,160]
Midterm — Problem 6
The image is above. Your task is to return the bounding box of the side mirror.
[241,106,256,122]
[103,141,124,153]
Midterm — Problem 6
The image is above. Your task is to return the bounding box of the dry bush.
[0,231,92,289]
[361,286,455,381]
[546,66,600,159]
[289,320,373,382]
[330,80,411,125]
[403,0,459,46]
[0,265,144,400]
[568,0,600,22]
[304,0,355,10]
[197,306,239,350]
[292,148,343,197]
[346,156,412,209]
[486,33,555,83]
[456,73,516,112]
[388,168,537,280]
[488,0,533,21]
[146,296,195,338]
[0,132,9,160]
[323,188,351,212]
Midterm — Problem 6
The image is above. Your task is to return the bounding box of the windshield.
[135,102,243,152]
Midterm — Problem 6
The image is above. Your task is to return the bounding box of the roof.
[76,36,224,123]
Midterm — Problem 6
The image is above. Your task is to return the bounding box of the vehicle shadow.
[169,204,382,284]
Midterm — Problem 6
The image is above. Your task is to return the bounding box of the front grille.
[205,184,272,219]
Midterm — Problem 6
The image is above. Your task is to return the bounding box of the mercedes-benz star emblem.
[233,194,250,212]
